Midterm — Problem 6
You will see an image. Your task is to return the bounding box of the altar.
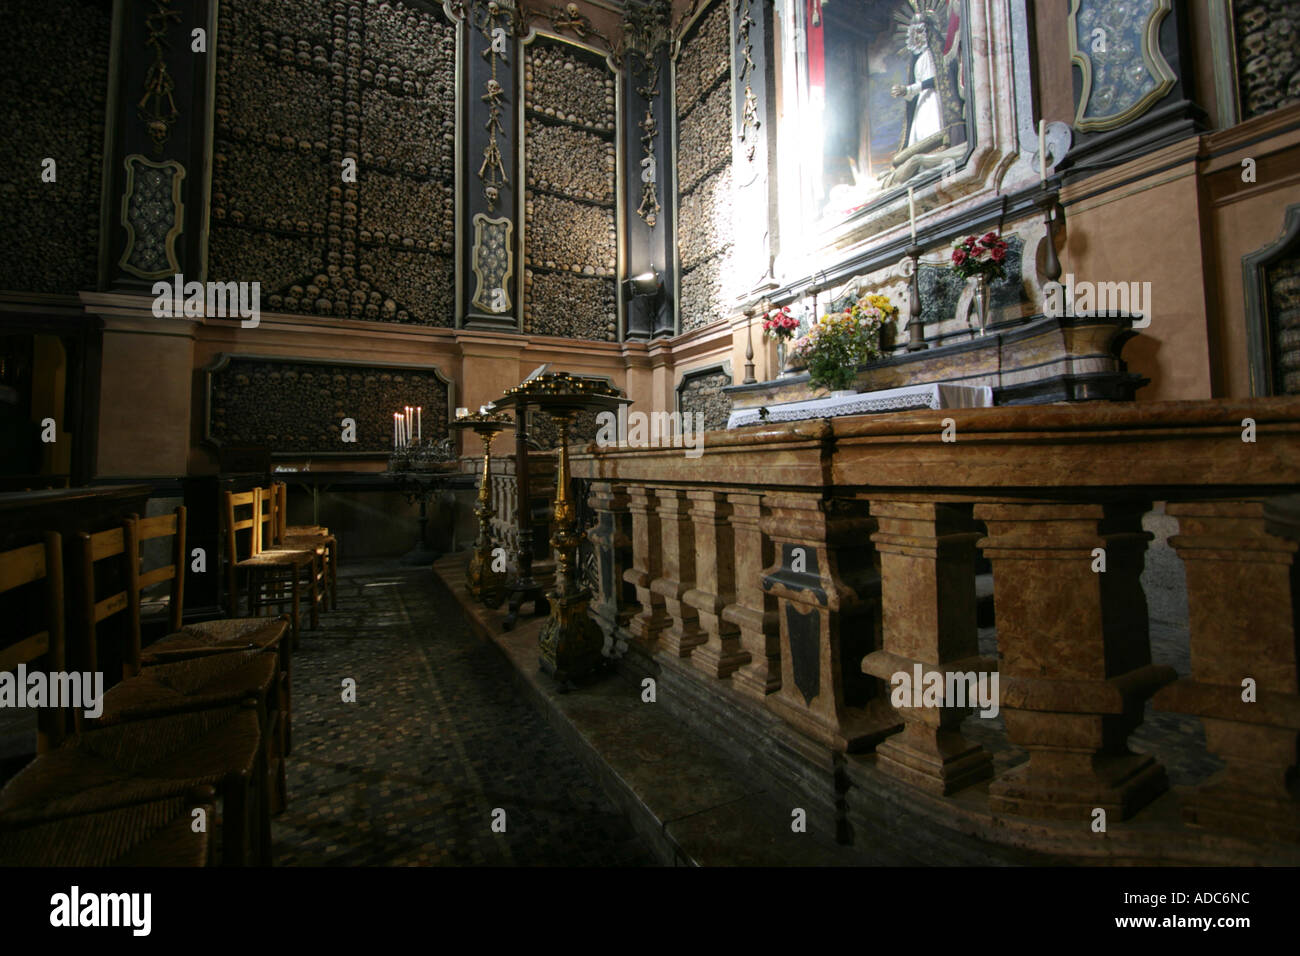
[724,312,1149,428]
[727,382,992,428]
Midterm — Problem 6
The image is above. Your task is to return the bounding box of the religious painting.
[798,0,968,222]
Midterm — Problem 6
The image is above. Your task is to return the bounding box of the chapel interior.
[0,0,1298,868]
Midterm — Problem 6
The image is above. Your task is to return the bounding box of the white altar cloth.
[726,383,994,429]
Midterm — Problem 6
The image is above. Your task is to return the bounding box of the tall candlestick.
[417,406,422,442]
[1039,119,1048,183]
[908,186,917,244]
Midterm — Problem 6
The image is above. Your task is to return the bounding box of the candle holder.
[742,305,757,385]
[497,373,631,688]
[904,244,928,351]
[1036,186,1064,287]
[385,438,459,565]
[450,411,516,608]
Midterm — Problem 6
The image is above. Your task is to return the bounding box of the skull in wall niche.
[1240,7,1267,33]
[485,185,499,205]
[1243,30,1268,59]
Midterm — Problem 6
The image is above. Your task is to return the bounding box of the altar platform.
[724,312,1148,423]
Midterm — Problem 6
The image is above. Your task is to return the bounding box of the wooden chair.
[73,517,288,819]
[0,787,216,866]
[223,489,320,649]
[261,485,332,618]
[273,481,338,611]
[132,506,293,753]
[0,703,267,865]
[0,532,67,752]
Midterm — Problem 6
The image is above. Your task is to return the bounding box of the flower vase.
[777,340,788,377]
[970,274,990,336]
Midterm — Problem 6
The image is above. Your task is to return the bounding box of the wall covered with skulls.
[0,0,111,294]
[1232,0,1299,120]
[522,36,619,341]
[208,0,458,326]
[674,0,737,335]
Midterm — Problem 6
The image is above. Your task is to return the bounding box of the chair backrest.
[75,521,143,720]
[273,482,288,545]
[0,532,66,751]
[256,485,279,550]
[132,506,187,633]
[222,489,263,562]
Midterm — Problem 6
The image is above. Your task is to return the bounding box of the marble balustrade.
[569,399,1300,853]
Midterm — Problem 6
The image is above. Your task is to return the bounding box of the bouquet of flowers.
[790,294,895,392]
[762,305,799,342]
[951,232,1009,282]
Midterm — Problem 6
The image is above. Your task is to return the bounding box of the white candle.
[406,407,412,444]
[417,406,422,442]
[393,414,398,449]
[907,186,917,244]
[1039,119,1048,183]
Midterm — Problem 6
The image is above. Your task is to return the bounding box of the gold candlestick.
[495,372,631,687]
[451,412,515,607]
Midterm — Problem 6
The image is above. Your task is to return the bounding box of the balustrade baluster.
[624,486,667,647]
[586,481,634,658]
[1153,498,1300,842]
[975,500,1174,821]
[726,492,780,698]
[862,500,993,794]
[760,495,898,751]
[652,488,704,657]
[686,490,746,678]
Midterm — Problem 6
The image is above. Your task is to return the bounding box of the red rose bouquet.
[951,231,1009,282]
[762,305,799,342]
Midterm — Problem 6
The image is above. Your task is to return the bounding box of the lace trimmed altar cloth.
[726,383,993,429]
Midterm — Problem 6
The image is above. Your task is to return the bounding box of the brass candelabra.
[497,372,631,687]
[450,411,515,608]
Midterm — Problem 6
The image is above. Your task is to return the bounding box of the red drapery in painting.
[806,0,824,108]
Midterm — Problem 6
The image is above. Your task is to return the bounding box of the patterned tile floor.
[271,561,656,866]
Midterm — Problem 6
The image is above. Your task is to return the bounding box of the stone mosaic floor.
[271,561,656,866]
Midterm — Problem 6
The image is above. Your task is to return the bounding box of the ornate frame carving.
[201,352,456,458]
[118,154,185,280]
[1068,0,1176,133]
[1243,203,1300,397]
[471,212,515,314]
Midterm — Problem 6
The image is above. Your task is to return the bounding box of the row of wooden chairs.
[0,485,336,865]
[224,483,339,648]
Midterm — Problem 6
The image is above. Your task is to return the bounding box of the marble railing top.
[567,396,1300,494]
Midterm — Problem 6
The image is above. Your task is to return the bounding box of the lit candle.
[1039,119,1048,184]
[907,186,917,245]
[406,406,412,444]
[416,406,422,442]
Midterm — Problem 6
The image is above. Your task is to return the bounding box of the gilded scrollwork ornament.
[475,0,516,210]
[623,0,670,227]
[139,0,182,154]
